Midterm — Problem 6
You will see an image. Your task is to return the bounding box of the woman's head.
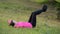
[7,19,15,26]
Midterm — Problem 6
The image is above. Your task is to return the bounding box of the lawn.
[0,0,60,34]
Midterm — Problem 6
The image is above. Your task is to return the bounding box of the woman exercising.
[8,5,48,28]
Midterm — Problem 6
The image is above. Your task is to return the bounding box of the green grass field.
[0,0,60,34]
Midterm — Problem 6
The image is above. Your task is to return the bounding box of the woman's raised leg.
[28,5,48,28]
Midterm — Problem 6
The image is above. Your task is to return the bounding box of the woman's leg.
[28,11,43,28]
[28,5,47,28]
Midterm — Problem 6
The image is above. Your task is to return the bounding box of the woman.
[8,5,48,28]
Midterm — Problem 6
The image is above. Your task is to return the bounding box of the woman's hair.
[9,20,15,27]
[8,19,17,27]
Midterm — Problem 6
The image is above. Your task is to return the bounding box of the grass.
[56,0,60,2]
[0,0,60,34]
[30,0,48,3]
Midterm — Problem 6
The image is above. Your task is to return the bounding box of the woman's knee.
[32,12,37,15]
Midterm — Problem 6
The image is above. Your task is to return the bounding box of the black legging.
[28,5,47,28]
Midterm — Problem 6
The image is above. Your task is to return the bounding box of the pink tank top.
[14,22,32,28]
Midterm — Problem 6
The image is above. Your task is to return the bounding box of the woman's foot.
[42,4,48,12]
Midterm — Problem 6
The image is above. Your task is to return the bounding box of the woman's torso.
[14,22,32,28]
